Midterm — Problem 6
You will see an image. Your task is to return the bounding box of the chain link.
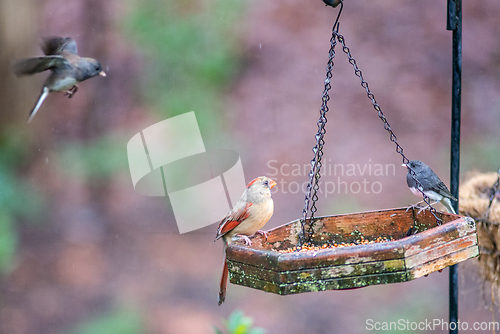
[299,4,443,248]
[336,32,442,225]
[298,23,339,248]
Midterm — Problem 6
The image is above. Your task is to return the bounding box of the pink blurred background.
[1,0,499,333]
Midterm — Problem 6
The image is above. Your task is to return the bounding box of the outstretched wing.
[42,37,78,55]
[13,56,68,76]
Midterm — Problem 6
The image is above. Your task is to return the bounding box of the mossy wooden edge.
[229,271,409,295]
[227,258,406,284]
[228,242,479,295]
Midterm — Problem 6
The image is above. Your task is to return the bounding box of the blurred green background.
[1,0,500,333]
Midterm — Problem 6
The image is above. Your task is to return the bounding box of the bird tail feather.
[441,197,457,215]
[218,245,228,306]
[28,87,49,123]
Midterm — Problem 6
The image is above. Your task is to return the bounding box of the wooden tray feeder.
[227,208,479,295]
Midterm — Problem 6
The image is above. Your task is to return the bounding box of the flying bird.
[13,36,106,123]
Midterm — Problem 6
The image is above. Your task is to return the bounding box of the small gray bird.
[403,160,457,214]
[13,37,106,123]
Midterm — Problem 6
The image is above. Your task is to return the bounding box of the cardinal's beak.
[99,71,106,77]
[269,179,277,189]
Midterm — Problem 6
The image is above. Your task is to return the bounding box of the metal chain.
[299,2,443,249]
[298,21,340,248]
[335,32,442,225]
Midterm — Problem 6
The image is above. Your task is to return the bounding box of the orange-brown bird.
[215,176,276,305]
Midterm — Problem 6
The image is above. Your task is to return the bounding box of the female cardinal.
[215,176,277,305]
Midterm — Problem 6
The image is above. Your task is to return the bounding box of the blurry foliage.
[68,308,143,334]
[327,193,364,215]
[367,278,447,334]
[213,310,265,334]
[0,129,45,275]
[0,213,17,274]
[461,138,500,173]
[125,0,246,132]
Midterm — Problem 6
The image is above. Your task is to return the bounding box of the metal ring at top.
[323,0,343,8]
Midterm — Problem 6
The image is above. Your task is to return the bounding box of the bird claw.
[64,85,78,98]
[417,205,430,214]
[237,235,252,246]
[255,230,268,240]
[405,203,425,213]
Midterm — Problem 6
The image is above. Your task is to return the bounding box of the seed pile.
[277,236,394,253]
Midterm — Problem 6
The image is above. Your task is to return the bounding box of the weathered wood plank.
[403,217,476,257]
[226,245,280,270]
[406,233,477,268]
[311,209,413,241]
[228,237,405,271]
[259,208,419,248]
[408,245,480,279]
[276,241,404,271]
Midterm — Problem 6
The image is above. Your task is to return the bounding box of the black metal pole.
[447,0,461,333]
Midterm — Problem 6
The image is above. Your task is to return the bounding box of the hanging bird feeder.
[226,1,478,295]
[227,208,477,295]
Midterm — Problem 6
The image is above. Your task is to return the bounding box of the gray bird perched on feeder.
[13,36,106,123]
[403,160,457,214]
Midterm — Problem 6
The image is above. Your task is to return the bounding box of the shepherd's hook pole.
[447,0,462,333]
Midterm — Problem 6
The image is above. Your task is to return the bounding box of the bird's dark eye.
[263,180,269,187]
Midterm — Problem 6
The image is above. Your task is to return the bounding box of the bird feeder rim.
[227,207,470,261]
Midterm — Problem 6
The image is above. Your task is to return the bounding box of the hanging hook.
[322,0,343,31]
[333,1,343,32]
